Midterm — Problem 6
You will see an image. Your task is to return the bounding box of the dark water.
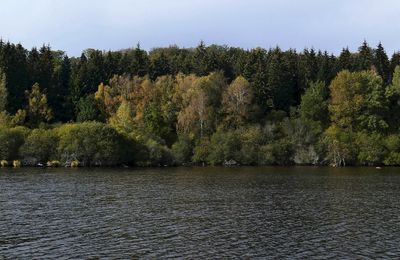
[1,167,400,259]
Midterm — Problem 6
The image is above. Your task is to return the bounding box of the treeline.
[0,40,400,166]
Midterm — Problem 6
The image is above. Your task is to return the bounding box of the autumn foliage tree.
[25,83,53,127]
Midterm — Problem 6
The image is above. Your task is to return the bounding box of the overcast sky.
[1,0,399,56]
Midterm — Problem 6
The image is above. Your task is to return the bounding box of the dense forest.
[0,40,400,167]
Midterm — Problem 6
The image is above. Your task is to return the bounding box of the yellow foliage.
[13,160,21,168]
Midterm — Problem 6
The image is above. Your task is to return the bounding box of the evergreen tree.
[338,47,353,71]
[355,40,373,71]
[0,69,7,111]
[373,42,390,84]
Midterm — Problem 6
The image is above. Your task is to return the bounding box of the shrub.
[192,138,211,165]
[70,160,80,167]
[47,160,61,167]
[207,129,240,165]
[141,138,174,166]
[0,160,8,167]
[383,134,400,165]
[20,128,58,163]
[237,126,264,165]
[0,127,27,161]
[171,135,193,164]
[258,139,294,165]
[355,132,385,166]
[57,122,134,166]
[13,160,21,167]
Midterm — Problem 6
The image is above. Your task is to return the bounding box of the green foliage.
[355,132,385,166]
[321,125,356,166]
[76,95,102,122]
[385,65,400,130]
[329,70,388,132]
[192,138,211,164]
[20,129,58,163]
[171,135,193,164]
[140,138,174,166]
[57,122,133,166]
[257,139,295,166]
[0,127,27,160]
[238,126,264,165]
[282,117,321,165]
[383,135,400,165]
[299,81,329,125]
[0,40,399,167]
[207,128,240,165]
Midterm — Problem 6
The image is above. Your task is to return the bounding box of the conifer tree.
[373,42,390,84]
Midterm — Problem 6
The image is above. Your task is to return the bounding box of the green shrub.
[0,127,27,161]
[207,129,240,165]
[383,134,400,165]
[355,132,385,166]
[192,138,211,165]
[171,135,193,164]
[57,122,134,166]
[238,126,264,165]
[20,128,58,163]
[141,138,174,166]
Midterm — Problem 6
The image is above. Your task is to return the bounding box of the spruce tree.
[356,40,373,71]
[373,42,390,84]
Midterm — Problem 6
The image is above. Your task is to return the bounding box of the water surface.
[0,167,400,259]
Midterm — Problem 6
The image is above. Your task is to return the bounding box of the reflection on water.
[0,167,400,258]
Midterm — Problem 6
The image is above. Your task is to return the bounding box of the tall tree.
[373,42,390,84]
[355,40,373,71]
[222,76,255,128]
[329,70,387,132]
[0,69,7,111]
[26,83,53,126]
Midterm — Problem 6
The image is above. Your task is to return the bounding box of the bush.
[0,127,27,161]
[207,129,240,165]
[258,139,294,165]
[237,126,264,165]
[141,138,174,166]
[383,134,400,165]
[192,138,211,165]
[0,160,8,167]
[20,128,58,164]
[70,160,80,167]
[47,160,61,167]
[13,160,21,167]
[355,132,386,166]
[171,135,193,165]
[57,122,134,166]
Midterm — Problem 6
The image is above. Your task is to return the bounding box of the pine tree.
[338,47,353,71]
[373,42,390,84]
[356,40,373,71]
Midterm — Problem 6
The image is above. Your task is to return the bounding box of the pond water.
[1,166,400,259]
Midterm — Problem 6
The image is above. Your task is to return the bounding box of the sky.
[1,0,400,56]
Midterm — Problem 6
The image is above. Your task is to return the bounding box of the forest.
[0,40,400,167]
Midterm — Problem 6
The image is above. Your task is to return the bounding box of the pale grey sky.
[1,0,399,56]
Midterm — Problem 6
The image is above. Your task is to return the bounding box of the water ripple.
[0,167,400,258]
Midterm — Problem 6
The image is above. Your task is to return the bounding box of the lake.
[1,166,400,258]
